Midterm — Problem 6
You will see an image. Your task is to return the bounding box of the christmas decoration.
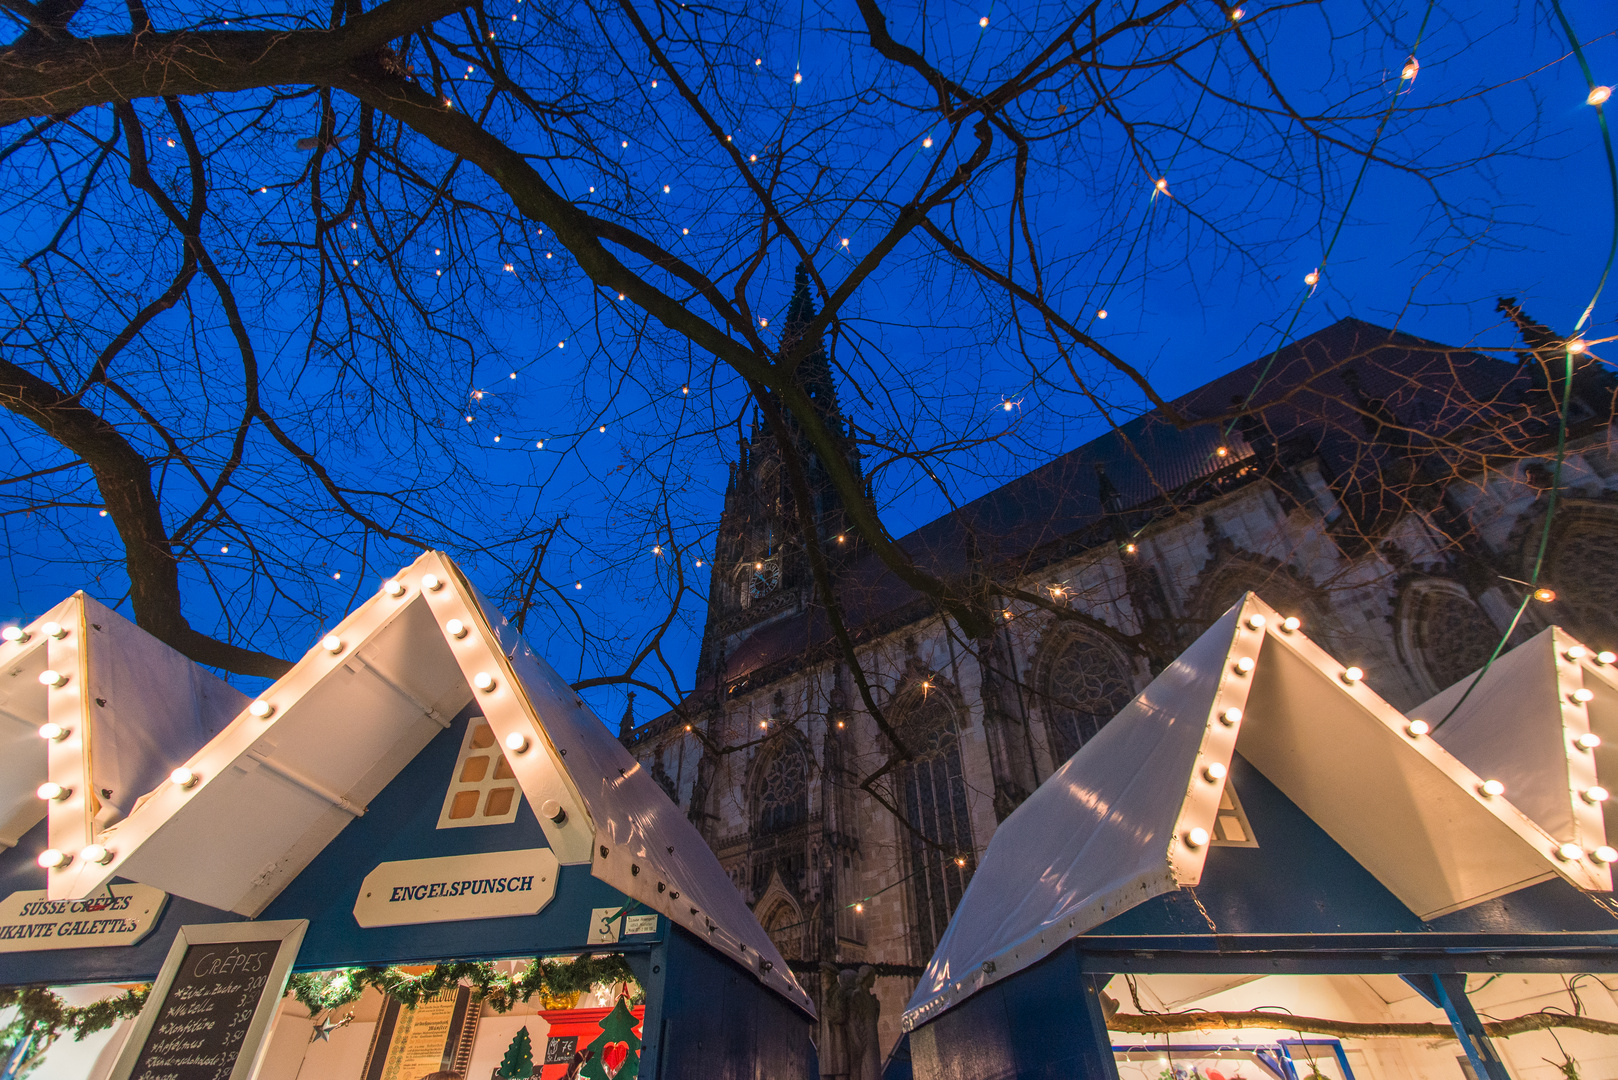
[498,1025,535,1079]
[285,953,640,1017]
[580,995,642,1080]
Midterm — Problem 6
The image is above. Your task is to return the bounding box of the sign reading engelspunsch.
[0,883,167,952]
[353,849,559,927]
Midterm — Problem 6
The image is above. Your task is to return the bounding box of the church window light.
[753,739,809,834]
[1037,630,1136,766]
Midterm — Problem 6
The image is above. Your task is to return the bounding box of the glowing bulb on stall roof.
[36,782,67,801]
[1203,762,1228,782]
[2,625,27,643]
[1407,719,1430,737]
[1221,707,1242,725]
[446,619,468,639]
[1574,688,1595,703]
[82,843,112,864]
[473,672,496,692]
[1585,786,1610,804]
[39,723,66,741]
[1597,846,1618,865]
[170,767,198,788]
[1567,646,1589,661]
[1559,843,1585,861]
[423,574,443,591]
[322,635,343,654]
[249,700,274,718]
[1579,733,1603,750]
[1600,651,1618,665]
[37,849,67,869]
[1282,616,1301,631]
[1235,656,1255,674]
[1246,614,1266,630]
[1185,827,1210,848]
[1481,779,1506,797]
[38,669,66,687]
[42,621,64,639]
[505,731,529,752]
[1589,86,1613,107]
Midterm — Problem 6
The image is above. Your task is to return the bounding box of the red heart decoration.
[601,1042,629,1078]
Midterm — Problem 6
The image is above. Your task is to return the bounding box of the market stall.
[0,552,816,1080]
[889,594,1618,1080]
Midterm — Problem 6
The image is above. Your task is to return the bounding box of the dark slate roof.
[641,317,1546,729]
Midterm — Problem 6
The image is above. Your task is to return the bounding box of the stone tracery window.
[1544,504,1618,648]
[895,690,974,963]
[752,739,809,835]
[1399,580,1499,695]
[1036,630,1136,766]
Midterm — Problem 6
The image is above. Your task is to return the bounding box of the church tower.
[697,267,865,687]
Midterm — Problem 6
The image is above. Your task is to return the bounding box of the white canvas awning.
[902,594,1610,1031]
[0,594,243,856]
[42,551,809,1012]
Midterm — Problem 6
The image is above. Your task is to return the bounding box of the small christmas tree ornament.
[499,1025,535,1079]
[581,995,642,1080]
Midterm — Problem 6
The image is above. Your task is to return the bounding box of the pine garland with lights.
[286,953,641,1017]
[0,984,149,1044]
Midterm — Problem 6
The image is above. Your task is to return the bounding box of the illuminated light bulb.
[167,138,175,147]
[1304,270,1319,286]
[423,574,444,592]
[1341,666,1363,684]
[755,58,762,65]
[2,625,28,643]
[1558,843,1584,862]
[322,635,343,654]
[1003,400,1014,412]
[663,185,670,193]
[1185,827,1210,848]
[505,731,529,752]
[978,15,988,26]
[653,545,662,555]
[435,248,442,255]
[575,581,583,590]
[836,720,845,729]
[1229,6,1243,19]
[170,767,198,788]
[619,293,626,300]
[1407,719,1431,737]
[651,79,657,87]
[541,799,566,824]
[695,559,703,566]
[1401,57,1419,81]
[682,386,689,394]
[1216,446,1230,457]
[1235,656,1255,673]
[1589,86,1613,107]
[473,672,496,692]
[1203,761,1228,782]
[446,619,468,639]
[537,440,545,448]
[37,849,68,869]
[504,263,513,272]
[793,72,802,84]
[759,318,769,327]
[750,154,758,163]
[248,700,274,719]
[221,545,229,553]
[82,843,112,865]
[559,340,566,348]
[1154,177,1169,193]
[599,424,607,433]
[1574,688,1595,703]
[922,136,933,148]
[351,259,358,266]
[444,99,453,108]
[842,238,849,247]
[1569,339,1588,354]
[37,782,67,801]
[954,855,967,866]
[1535,587,1557,603]
[384,579,405,597]
[99,509,107,516]
[1601,652,1617,665]
[38,669,66,688]
[1567,646,1589,660]
[493,435,501,443]
[260,187,268,193]
[1221,707,1242,726]
[1480,779,1505,797]
[1578,733,1602,750]
[1097,309,1108,319]
[1247,614,1266,630]
[760,720,768,729]
[1125,542,1137,553]
[682,228,689,235]
[42,621,65,639]
[38,723,66,741]
[1586,786,1610,804]
[1596,845,1618,865]
[1282,616,1301,632]
[437,270,442,277]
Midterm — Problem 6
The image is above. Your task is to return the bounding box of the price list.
[125,940,281,1080]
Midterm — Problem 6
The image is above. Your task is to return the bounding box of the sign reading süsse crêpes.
[0,883,166,952]
[353,848,559,927]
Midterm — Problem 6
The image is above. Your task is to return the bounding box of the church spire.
[780,265,841,427]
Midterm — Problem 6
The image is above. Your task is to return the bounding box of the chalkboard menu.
[110,920,306,1080]
[125,939,281,1080]
[545,1035,580,1064]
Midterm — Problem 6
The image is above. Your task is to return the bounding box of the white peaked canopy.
[902,594,1611,1031]
[1411,626,1611,853]
[0,594,243,857]
[38,551,810,1012]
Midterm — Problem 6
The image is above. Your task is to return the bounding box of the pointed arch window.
[895,690,974,963]
[752,738,809,835]
[1035,630,1136,766]
[1397,579,1500,695]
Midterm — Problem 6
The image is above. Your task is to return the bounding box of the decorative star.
[310,1013,351,1042]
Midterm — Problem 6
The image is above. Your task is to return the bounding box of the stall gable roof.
[1412,626,1607,853]
[902,594,1607,1031]
[53,552,810,1013]
[1,594,242,860]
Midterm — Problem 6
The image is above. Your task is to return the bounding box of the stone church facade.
[622,293,1618,1063]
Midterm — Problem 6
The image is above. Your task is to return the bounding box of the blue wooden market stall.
[888,595,1618,1080]
[0,552,816,1080]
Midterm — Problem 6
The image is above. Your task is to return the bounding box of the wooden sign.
[109,919,306,1080]
[353,849,559,928]
[0,883,166,952]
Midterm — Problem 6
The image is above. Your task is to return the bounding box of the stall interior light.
[1585,786,1610,804]
[1341,666,1364,684]
[38,723,66,741]
[1203,762,1228,782]
[1600,651,1617,666]
[1596,845,1618,865]
[1573,688,1595,703]
[1235,657,1255,673]
[1567,645,1589,661]
[1246,614,1266,630]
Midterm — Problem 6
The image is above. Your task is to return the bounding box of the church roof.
[900,593,1613,1030]
[665,317,1536,709]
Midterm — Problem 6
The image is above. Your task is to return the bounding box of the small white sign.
[587,907,622,944]
[0,883,166,952]
[354,849,559,928]
[624,913,659,935]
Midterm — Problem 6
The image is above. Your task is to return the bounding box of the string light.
[853,902,864,913]
[663,185,671,193]
[1154,177,1170,195]
[1590,86,1613,107]
[695,559,703,566]
[575,581,583,589]
[1304,270,1320,286]
[1229,6,1244,19]
[922,136,933,148]
[793,72,802,84]
[1535,587,1557,602]
[652,545,662,555]
[1216,446,1230,457]
[978,15,988,27]
[1097,309,1108,319]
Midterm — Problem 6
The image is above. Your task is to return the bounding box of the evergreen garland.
[0,953,636,1049]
